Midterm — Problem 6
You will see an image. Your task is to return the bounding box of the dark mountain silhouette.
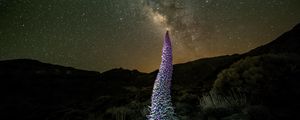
[245,23,300,56]
[0,23,300,120]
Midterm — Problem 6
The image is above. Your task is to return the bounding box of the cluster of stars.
[0,0,300,72]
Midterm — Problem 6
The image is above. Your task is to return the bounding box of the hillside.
[1,23,300,120]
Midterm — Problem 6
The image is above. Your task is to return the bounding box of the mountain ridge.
[1,22,299,75]
[0,23,300,120]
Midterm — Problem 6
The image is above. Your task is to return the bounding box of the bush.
[105,106,132,120]
[212,54,300,103]
[199,90,247,118]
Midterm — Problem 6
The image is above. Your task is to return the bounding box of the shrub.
[199,90,247,117]
[213,54,300,103]
[105,106,132,120]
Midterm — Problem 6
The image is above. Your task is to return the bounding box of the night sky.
[1,0,300,72]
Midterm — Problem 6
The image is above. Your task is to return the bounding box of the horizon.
[1,0,300,72]
[0,24,296,73]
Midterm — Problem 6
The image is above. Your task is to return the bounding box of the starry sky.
[1,0,300,73]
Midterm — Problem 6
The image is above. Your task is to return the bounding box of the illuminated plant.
[148,31,177,120]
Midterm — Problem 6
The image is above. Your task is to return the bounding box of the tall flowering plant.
[148,31,177,120]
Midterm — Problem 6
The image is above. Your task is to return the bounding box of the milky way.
[1,0,300,72]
